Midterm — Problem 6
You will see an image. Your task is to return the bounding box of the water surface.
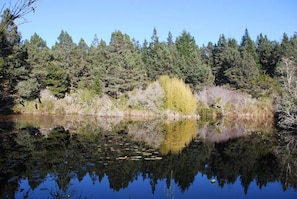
[0,115,296,199]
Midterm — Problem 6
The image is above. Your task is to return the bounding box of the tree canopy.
[1,3,297,130]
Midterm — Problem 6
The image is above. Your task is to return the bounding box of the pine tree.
[213,34,228,85]
[52,30,76,90]
[240,28,259,65]
[166,31,174,46]
[46,63,69,98]
[72,38,89,89]
[0,9,31,100]
[256,33,278,77]
[85,38,107,93]
[200,42,215,67]
[175,31,214,88]
[24,33,50,92]
[280,33,297,59]
[223,48,259,90]
[104,31,146,98]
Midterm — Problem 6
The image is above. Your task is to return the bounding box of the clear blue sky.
[6,0,297,47]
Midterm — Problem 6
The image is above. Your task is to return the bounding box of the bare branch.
[1,0,39,24]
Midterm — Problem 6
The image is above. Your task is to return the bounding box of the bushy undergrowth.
[126,81,164,112]
[197,86,274,120]
[159,75,197,115]
[13,81,274,121]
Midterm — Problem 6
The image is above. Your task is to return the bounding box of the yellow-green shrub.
[159,75,196,114]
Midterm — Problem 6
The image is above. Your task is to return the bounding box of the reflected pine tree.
[0,118,297,198]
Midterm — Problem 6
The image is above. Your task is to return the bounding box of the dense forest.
[0,4,297,131]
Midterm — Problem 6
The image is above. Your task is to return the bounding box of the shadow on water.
[0,114,296,198]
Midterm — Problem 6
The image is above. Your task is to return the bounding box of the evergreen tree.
[240,28,259,65]
[46,63,69,98]
[72,38,89,88]
[141,39,149,65]
[52,30,76,89]
[200,42,215,68]
[166,31,174,46]
[0,0,38,111]
[24,33,51,95]
[84,38,107,94]
[223,48,259,90]
[279,33,297,59]
[175,31,214,88]
[256,33,278,77]
[91,34,100,48]
[145,28,162,80]
[104,30,146,98]
[0,9,30,100]
[213,34,228,85]
[144,29,183,81]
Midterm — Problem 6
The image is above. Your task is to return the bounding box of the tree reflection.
[0,116,296,198]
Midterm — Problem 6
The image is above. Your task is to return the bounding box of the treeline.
[0,8,297,129]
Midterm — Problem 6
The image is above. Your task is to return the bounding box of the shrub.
[79,89,96,106]
[127,81,164,112]
[159,75,196,114]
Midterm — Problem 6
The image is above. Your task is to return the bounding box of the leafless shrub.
[196,86,274,120]
[197,86,255,107]
[127,82,164,112]
[275,57,297,130]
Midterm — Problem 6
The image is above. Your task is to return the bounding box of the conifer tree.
[104,30,146,98]
[240,28,259,65]
[175,31,214,88]
[256,33,278,77]
[24,33,50,91]
[51,30,76,90]
[213,34,228,85]
[0,9,31,100]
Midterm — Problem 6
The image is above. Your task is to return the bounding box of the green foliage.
[250,74,280,98]
[211,35,259,90]
[79,89,96,105]
[256,33,279,77]
[159,75,196,114]
[46,64,69,98]
[52,30,78,89]
[223,49,259,90]
[240,28,259,64]
[0,8,31,107]
[1,6,296,123]
[16,78,39,99]
[91,77,103,96]
[24,33,50,96]
[144,40,181,80]
[175,31,214,88]
[104,30,147,98]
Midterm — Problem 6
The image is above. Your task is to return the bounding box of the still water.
[0,115,296,199]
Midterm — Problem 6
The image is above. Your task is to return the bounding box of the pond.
[0,114,296,199]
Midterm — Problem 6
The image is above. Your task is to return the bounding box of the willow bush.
[159,75,196,115]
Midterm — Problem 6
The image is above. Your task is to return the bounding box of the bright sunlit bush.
[159,75,196,115]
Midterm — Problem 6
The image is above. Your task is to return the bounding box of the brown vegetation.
[196,86,274,121]
[13,79,274,122]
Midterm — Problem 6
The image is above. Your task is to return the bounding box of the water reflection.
[0,115,296,198]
